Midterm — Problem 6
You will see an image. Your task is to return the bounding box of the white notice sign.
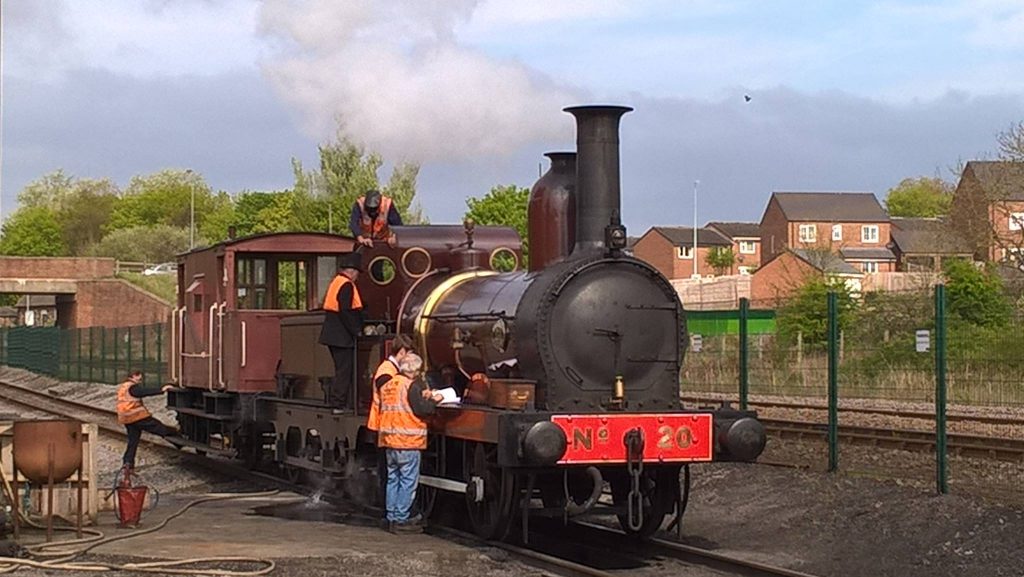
[691,334,703,353]
[915,330,930,353]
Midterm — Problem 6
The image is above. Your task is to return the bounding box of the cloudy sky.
[3,0,1024,231]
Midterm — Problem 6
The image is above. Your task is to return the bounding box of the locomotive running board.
[419,475,484,502]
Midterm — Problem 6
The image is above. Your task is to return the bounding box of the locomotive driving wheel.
[464,441,516,540]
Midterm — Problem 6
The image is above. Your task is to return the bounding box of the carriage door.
[183,274,207,388]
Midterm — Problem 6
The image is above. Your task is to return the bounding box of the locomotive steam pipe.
[564,105,632,255]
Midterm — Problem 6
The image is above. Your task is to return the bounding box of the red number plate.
[551,413,713,464]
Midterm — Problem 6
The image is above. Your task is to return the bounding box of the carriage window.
[316,255,339,307]
[276,260,308,310]
[237,257,269,309]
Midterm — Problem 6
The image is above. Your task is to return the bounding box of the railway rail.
[682,394,1024,426]
[0,377,819,577]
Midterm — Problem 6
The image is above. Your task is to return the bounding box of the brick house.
[758,192,896,273]
[705,221,761,275]
[750,248,863,304]
[889,217,973,272]
[949,161,1024,264]
[632,226,733,279]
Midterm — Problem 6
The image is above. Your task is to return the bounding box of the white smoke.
[258,0,581,161]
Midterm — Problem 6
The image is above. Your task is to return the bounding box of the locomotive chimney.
[564,105,632,255]
[527,152,576,271]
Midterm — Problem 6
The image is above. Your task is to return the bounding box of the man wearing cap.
[350,189,402,248]
[319,253,365,413]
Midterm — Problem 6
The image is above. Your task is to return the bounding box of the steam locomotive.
[165,105,766,539]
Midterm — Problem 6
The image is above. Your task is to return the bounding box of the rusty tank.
[13,419,84,483]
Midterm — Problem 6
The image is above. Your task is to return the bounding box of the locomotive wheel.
[611,467,677,538]
[464,442,516,540]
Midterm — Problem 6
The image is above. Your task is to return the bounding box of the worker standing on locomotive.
[377,353,442,533]
[350,189,402,248]
[117,370,181,472]
[319,252,365,413]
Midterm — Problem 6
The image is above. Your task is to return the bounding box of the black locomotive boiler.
[166,104,766,540]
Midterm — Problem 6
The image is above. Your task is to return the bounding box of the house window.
[798,224,816,243]
[676,246,693,259]
[739,241,757,254]
[862,261,879,273]
[832,224,842,241]
[738,266,752,275]
[861,225,879,243]
[1009,212,1024,231]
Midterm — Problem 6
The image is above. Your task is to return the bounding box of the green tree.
[776,276,858,347]
[943,259,1010,327]
[108,169,216,234]
[88,224,191,263]
[705,247,735,275]
[884,177,954,217]
[464,185,530,263]
[292,136,424,232]
[0,206,67,256]
[17,170,121,255]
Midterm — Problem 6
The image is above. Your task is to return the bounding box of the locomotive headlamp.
[604,211,627,251]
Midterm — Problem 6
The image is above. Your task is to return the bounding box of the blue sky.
[3,0,1024,232]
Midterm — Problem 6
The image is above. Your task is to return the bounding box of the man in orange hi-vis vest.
[318,252,365,413]
[350,189,402,248]
[376,353,442,533]
[367,334,416,434]
[117,370,181,470]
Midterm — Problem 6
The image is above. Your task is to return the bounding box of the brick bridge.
[0,257,171,328]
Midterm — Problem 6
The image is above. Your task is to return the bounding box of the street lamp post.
[693,180,699,278]
[187,169,195,250]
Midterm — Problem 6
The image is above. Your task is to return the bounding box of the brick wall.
[70,280,171,328]
[0,257,115,279]
[759,198,788,265]
[633,231,675,279]
[750,253,818,305]
[989,200,1024,261]
[732,239,760,274]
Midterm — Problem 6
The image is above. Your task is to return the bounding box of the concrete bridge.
[0,257,171,328]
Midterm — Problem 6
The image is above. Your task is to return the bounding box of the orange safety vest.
[356,195,394,240]
[323,274,363,312]
[367,358,400,432]
[377,374,428,450]
[116,381,152,424]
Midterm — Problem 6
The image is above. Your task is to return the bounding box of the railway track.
[682,394,1024,426]
[0,377,819,577]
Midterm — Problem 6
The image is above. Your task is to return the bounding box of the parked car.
[142,262,176,276]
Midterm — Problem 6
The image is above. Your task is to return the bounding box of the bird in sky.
[744,95,752,102]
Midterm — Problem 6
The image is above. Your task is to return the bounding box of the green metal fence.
[683,288,1024,408]
[0,323,166,385]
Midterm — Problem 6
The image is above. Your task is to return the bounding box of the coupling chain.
[624,427,645,532]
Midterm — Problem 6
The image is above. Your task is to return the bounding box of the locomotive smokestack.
[564,105,632,255]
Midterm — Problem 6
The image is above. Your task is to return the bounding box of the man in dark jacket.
[319,252,365,413]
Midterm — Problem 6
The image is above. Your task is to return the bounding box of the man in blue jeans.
[375,353,441,533]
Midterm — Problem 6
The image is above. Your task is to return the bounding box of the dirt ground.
[682,460,1024,577]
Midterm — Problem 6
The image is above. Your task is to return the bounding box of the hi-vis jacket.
[116,381,152,424]
[376,374,429,450]
[367,357,400,432]
[356,195,394,239]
